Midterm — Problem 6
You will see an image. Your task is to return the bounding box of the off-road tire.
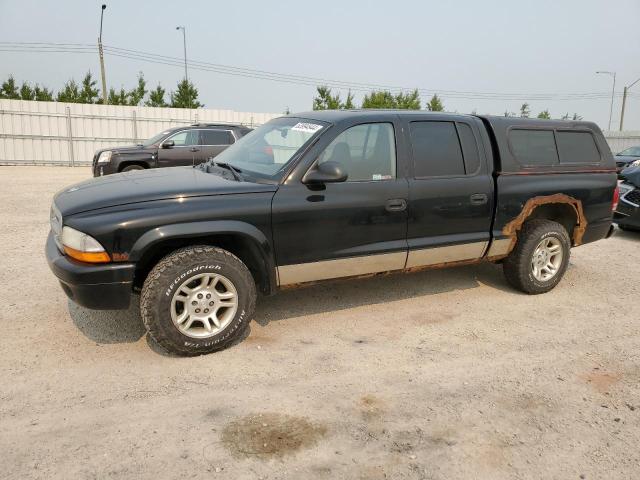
[503,219,571,295]
[121,164,145,172]
[141,246,256,356]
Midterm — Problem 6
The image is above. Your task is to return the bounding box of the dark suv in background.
[92,123,252,176]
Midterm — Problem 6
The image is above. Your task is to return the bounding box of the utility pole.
[98,4,108,105]
[619,76,640,131]
[176,26,189,108]
[596,71,616,131]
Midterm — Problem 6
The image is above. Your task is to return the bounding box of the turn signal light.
[63,246,111,264]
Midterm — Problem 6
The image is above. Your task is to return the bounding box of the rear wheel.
[503,219,570,294]
[141,246,256,355]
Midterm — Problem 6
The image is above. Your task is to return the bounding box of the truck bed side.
[477,116,617,259]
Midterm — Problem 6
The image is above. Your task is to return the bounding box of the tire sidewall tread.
[503,219,571,295]
[140,246,256,356]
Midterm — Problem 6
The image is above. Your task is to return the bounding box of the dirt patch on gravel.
[359,394,386,421]
[580,369,622,394]
[220,413,327,459]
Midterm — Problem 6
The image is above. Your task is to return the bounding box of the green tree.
[20,82,35,100]
[107,87,128,105]
[519,103,530,118]
[343,91,356,109]
[313,86,344,110]
[1,75,21,99]
[145,83,168,107]
[56,79,81,103]
[127,73,147,106]
[396,89,421,109]
[561,112,582,121]
[361,90,396,108]
[78,71,99,104]
[537,109,551,119]
[426,93,444,112]
[170,79,203,108]
[34,85,54,101]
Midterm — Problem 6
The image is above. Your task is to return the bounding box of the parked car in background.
[615,163,640,231]
[614,145,640,175]
[47,111,617,355]
[92,124,253,176]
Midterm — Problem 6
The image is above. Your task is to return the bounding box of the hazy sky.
[1,0,639,130]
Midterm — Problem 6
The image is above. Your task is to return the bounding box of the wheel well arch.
[504,193,587,247]
[131,232,275,295]
[526,203,578,242]
[118,160,149,172]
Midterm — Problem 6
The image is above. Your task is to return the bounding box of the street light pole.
[619,76,640,131]
[596,71,616,131]
[176,26,189,108]
[98,4,108,105]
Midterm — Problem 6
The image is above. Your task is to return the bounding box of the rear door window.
[410,121,465,177]
[200,129,233,146]
[555,131,600,164]
[509,129,559,166]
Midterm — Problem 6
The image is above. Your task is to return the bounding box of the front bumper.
[46,232,135,309]
[92,162,118,177]
[614,199,640,229]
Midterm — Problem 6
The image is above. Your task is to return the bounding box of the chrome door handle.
[470,193,488,205]
[386,198,407,212]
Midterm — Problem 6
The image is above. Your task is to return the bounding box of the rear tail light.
[612,184,620,212]
[263,146,273,156]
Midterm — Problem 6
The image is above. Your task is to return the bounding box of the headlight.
[50,203,63,249]
[631,159,640,168]
[97,150,112,164]
[619,182,635,196]
[61,226,110,263]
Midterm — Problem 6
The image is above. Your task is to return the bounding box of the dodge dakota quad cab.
[46,110,618,355]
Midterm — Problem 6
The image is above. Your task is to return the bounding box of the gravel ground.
[1,166,639,480]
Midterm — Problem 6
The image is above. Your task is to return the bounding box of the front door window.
[317,123,396,181]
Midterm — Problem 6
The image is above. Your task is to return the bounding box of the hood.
[54,167,277,216]
[97,144,153,155]
[621,166,640,187]
[614,155,639,163]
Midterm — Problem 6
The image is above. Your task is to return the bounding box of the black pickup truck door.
[402,116,494,267]
[271,120,409,286]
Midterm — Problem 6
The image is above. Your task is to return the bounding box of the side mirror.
[161,140,175,149]
[303,161,348,184]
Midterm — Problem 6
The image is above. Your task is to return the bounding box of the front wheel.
[121,164,145,172]
[141,246,256,355]
[502,219,571,294]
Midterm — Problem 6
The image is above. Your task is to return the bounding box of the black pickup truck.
[47,110,618,355]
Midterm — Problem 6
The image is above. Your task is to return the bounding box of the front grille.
[616,161,627,168]
[624,188,640,206]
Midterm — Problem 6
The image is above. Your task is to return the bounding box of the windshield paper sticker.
[291,122,323,133]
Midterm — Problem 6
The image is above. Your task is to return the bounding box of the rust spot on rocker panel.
[488,193,587,262]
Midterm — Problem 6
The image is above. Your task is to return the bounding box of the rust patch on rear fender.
[489,193,587,262]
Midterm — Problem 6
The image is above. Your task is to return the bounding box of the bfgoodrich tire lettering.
[502,219,571,295]
[141,245,256,355]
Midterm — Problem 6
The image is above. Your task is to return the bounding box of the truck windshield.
[618,146,640,157]
[205,117,327,179]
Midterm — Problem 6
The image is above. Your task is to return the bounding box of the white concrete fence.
[0,99,638,165]
[0,99,280,165]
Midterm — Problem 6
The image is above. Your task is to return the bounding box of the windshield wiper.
[212,161,243,181]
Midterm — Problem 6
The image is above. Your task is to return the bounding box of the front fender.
[129,220,277,294]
